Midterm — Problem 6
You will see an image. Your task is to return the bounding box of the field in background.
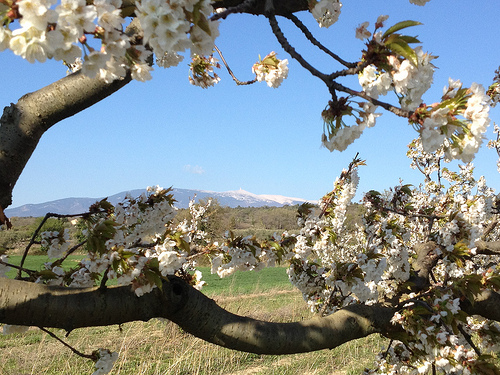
[0,260,386,375]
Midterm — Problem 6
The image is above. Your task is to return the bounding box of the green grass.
[0,255,387,374]
[4,254,82,279]
[4,254,293,293]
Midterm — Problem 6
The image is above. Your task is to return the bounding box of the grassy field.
[0,257,386,375]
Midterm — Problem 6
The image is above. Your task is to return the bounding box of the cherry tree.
[1,0,500,373]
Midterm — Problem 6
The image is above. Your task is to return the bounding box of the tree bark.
[212,0,309,16]
[0,72,132,210]
[0,276,397,354]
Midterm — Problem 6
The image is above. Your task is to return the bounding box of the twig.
[17,210,104,279]
[285,13,355,69]
[267,13,330,84]
[458,324,482,357]
[51,240,87,268]
[213,45,257,86]
[38,327,96,360]
[330,81,412,118]
[0,259,37,277]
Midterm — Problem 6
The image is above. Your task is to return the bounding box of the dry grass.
[0,287,386,375]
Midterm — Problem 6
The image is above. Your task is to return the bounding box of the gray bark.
[0,72,132,210]
[2,275,500,354]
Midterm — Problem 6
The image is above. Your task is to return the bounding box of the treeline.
[0,202,365,253]
[176,199,365,241]
[176,201,303,241]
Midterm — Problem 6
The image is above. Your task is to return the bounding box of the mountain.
[4,188,315,217]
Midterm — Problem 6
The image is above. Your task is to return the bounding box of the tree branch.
[0,277,396,354]
[408,241,441,292]
[0,72,132,210]
[212,0,308,17]
[475,239,500,255]
[330,81,412,118]
[267,14,330,84]
[285,13,355,69]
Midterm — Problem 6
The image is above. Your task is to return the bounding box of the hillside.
[5,188,315,217]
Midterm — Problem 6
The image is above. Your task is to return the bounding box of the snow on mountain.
[5,188,316,217]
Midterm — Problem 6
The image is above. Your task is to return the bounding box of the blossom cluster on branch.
[2,0,500,374]
[3,138,500,373]
[1,0,497,164]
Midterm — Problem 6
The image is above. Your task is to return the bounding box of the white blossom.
[311,0,342,28]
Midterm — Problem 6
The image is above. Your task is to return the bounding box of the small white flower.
[355,21,371,40]
[93,349,118,375]
[311,0,342,28]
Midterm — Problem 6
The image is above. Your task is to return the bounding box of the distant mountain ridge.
[5,188,315,217]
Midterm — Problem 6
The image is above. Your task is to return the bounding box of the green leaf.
[401,184,413,196]
[148,257,160,270]
[386,40,418,66]
[144,269,163,290]
[382,20,422,39]
[397,35,421,44]
[196,15,212,36]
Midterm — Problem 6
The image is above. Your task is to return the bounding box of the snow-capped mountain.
[5,188,315,217]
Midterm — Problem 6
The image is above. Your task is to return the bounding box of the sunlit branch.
[331,81,412,118]
[267,14,330,84]
[214,45,257,85]
[475,240,500,255]
[0,277,399,354]
[480,220,498,241]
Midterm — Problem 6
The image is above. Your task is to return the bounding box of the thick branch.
[0,72,132,210]
[461,289,500,322]
[475,239,500,255]
[0,277,396,354]
[409,241,441,291]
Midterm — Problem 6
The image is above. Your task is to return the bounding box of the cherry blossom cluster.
[321,100,381,152]
[188,54,220,88]
[411,79,491,163]
[321,19,437,152]
[40,229,70,258]
[0,0,219,82]
[360,145,500,374]
[356,18,436,108]
[202,143,500,373]
[321,16,493,163]
[309,0,431,28]
[8,186,210,297]
[310,0,342,28]
[135,0,219,59]
[251,51,289,88]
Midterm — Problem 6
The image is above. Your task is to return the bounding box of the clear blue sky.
[2,0,500,208]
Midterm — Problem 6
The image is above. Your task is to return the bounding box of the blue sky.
[2,0,500,208]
